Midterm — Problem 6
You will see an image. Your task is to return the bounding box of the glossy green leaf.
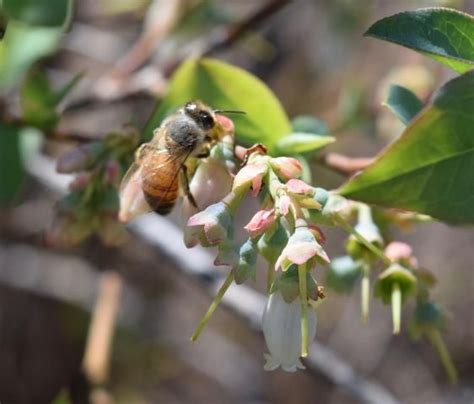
[340,71,474,224]
[366,8,474,73]
[3,0,73,27]
[0,20,62,89]
[0,124,24,204]
[144,58,291,152]
[383,85,423,125]
[275,132,335,155]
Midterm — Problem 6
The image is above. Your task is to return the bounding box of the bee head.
[184,101,215,130]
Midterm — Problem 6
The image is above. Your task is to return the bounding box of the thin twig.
[163,0,291,77]
[202,0,291,57]
[319,153,375,176]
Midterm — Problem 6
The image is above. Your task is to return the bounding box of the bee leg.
[195,147,211,159]
[180,164,198,208]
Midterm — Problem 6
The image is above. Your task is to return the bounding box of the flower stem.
[191,271,234,342]
[427,329,458,384]
[266,261,274,294]
[336,216,391,265]
[391,283,401,334]
[361,272,370,323]
[298,263,309,357]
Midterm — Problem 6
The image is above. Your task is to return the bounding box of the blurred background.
[0,0,474,403]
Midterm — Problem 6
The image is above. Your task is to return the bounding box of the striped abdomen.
[141,153,181,215]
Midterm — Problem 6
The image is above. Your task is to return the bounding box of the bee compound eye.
[199,111,214,129]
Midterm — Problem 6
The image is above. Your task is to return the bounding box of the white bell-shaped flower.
[262,291,317,372]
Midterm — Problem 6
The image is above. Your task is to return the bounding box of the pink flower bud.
[187,202,232,246]
[285,179,314,195]
[275,224,329,271]
[244,209,276,238]
[215,114,235,134]
[270,157,303,180]
[232,163,268,197]
[385,241,418,268]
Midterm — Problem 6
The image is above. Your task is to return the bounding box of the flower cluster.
[109,114,455,379]
[48,127,139,246]
[184,141,338,371]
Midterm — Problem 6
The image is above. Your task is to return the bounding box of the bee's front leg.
[195,146,211,159]
[180,164,198,208]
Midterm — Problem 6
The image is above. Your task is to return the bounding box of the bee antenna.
[214,109,246,115]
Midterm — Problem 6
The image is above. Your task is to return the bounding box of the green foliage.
[366,8,474,73]
[20,69,82,129]
[0,20,62,88]
[383,85,423,125]
[275,133,335,155]
[0,124,24,204]
[144,58,291,153]
[3,0,73,27]
[340,71,474,224]
[0,0,73,88]
[291,115,329,135]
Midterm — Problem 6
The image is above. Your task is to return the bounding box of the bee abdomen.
[142,158,180,215]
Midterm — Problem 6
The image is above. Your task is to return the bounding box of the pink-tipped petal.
[244,209,276,238]
[286,179,314,195]
[233,163,267,193]
[270,157,303,180]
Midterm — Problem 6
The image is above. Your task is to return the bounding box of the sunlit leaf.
[0,20,62,89]
[275,133,335,155]
[144,58,291,152]
[366,8,474,73]
[340,71,474,224]
[383,84,423,125]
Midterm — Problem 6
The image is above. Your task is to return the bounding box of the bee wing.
[119,162,152,223]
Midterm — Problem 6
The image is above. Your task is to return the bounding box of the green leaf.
[0,124,25,204]
[275,132,335,155]
[383,84,423,125]
[144,58,291,152]
[0,20,62,89]
[291,115,329,135]
[20,69,82,129]
[365,8,474,73]
[340,71,474,224]
[3,0,73,28]
[20,69,59,129]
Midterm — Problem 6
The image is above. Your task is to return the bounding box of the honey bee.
[119,101,240,222]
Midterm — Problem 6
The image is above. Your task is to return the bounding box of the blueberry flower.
[263,290,317,372]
